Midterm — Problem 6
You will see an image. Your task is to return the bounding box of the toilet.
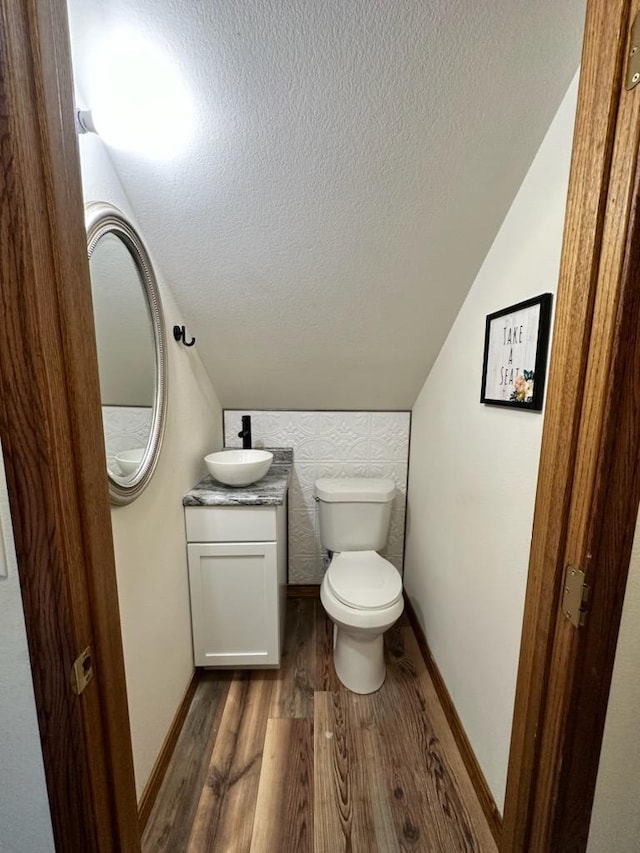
[315,477,404,694]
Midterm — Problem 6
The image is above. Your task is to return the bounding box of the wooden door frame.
[502,0,640,849]
[0,0,139,850]
[3,0,640,850]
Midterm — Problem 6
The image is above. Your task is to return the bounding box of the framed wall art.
[480,293,553,411]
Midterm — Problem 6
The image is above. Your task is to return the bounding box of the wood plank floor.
[142,599,497,852]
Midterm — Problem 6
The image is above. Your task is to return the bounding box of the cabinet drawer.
[185,505,277,542]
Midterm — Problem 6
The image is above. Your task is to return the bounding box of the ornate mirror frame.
[85,202,168,505]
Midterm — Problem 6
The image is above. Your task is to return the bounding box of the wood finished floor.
[142,599,497,852]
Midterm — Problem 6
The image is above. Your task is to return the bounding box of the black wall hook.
[173,325,196,347]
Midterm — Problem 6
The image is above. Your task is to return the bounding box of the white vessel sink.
[205,449,273,487]
[115,448,145,476]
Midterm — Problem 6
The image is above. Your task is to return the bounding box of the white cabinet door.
[188,541,280,667]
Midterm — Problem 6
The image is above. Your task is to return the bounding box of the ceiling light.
[78,29,194,160]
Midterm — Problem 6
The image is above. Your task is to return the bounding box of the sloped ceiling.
[68,0,585,409]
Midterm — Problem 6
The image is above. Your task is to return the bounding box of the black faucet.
[237,415,252,449]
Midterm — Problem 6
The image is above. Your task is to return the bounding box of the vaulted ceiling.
[67,0,585,409]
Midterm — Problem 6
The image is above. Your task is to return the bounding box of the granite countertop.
[183,448,292,507]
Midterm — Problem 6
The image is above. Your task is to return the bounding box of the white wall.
[77,133,223,799]
[0,444,55,852]
[404,73,579,811]
[587,512,640,851]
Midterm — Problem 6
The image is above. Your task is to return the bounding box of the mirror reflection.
[89,231,156,483]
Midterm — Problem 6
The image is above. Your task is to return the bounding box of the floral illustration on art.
[510,369,534,403]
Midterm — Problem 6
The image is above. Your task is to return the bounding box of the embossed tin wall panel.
[224,411,410,584]
[102,406,153,477]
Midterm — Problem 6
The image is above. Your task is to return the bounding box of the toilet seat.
[326,551,402,611]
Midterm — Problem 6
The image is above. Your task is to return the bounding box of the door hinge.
[563,566,589,628]
[70,646,94,695]
[626,11,640,89]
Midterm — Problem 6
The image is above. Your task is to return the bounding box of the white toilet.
[315,477,404,694]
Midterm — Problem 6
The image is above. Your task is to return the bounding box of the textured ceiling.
[67,0,585,409]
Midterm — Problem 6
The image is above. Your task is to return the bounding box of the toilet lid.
[326,551,402,610]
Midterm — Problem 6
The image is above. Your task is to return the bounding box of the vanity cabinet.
[185,503,287,667]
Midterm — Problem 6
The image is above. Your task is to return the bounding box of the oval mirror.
[86,202,167,505]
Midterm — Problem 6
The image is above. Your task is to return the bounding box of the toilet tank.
[315,478,395,552]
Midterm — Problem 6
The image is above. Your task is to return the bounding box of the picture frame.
[480,293,553,411]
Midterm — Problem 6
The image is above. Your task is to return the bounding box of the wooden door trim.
[4,0,639,850]
[0,0,139,849]
[502,0,640,848]
[530,8,640,843]
[542,128,640,849]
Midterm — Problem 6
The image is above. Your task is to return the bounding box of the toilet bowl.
[320,550,404,693]
[315,476,404,695]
